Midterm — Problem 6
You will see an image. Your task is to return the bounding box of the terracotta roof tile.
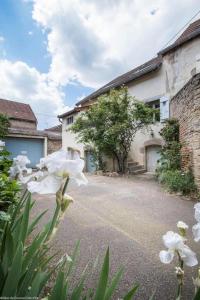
[159,19,200,55]
[0,98,37,123]
[176,19,200,43]
[45,124,62,132]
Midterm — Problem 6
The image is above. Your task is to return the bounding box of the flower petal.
[180,246,198,267]
[194,204,200,223]
[21,170,44,184]
[162,231,184,249]
[71,172,88,186]
[159,250,174,264]
[193,223,200,242]
[27,175,62,194]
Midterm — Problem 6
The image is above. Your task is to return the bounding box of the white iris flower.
[26,150,87,194]
[159,231,198,267]
[10,155,32,180]
[192,203,200,242]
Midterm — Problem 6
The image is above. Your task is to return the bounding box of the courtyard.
[32,174,198,299]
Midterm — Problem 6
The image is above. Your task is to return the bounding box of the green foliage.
[0,174,19,212]
[0,192,58,298]
[160,118,179,142]
[158,170,197,195]
[156,119,197,195]
[0,187,138,299]
[0,114,9,139]
[71,87,155,173]
[0,148,17,216]
[158,141,182,172]
[48,245,139,300]
[0,149,13,175]
[158,119,181,172]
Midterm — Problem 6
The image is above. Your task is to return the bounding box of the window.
[67,116,74,125]
[147,100,160,122]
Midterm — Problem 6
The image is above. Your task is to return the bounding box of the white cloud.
[0,59,70,128]
[0,36,5,43]
[0,0,199,131]
[32,0,200,88]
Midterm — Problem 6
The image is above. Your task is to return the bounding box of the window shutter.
[160,96,169,121]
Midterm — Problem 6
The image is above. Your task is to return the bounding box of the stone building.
[170,73,200,188]
[59,19,200,176]
[0,98,61,167]
[45,125,62,154]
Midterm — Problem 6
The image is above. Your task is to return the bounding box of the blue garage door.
[4,137,44,168]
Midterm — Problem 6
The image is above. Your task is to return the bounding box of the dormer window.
[67,116,74,125]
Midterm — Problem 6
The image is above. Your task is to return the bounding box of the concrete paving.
[32,174,199,300]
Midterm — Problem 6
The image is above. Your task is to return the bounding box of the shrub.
[0,148,13,175]
[0,174,19,212]
[159,169,197,195]
[156,119,197,196]
[0,113,9,139]
[157,119,181,173]
[0,145,19,216]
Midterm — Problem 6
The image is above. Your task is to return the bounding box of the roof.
[61,18,200,112]
[45,124,62,132]
[58,107,82,118]
[159,19,200,55]
[8,127,61,140]
[76,56,162,106]
[0,98,37,123]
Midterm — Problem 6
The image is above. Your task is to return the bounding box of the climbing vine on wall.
[156,119,197,195]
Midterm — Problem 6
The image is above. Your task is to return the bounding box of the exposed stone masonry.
[47,137,62,154]
[170,73,200,188]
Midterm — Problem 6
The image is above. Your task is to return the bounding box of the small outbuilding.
[0,98,61,167]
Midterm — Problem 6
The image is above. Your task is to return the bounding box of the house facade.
[58,19,200,177]
[0,99,61,167]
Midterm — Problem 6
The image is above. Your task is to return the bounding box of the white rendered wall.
[62,112,85,158]
[163,38,200,97]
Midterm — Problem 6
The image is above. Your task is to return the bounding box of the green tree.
[0,114,9,139]
[71,87,155,173]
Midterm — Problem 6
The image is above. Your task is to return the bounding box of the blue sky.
[0,0,49,71]
[0,0,94,111]
[0,0,199,128]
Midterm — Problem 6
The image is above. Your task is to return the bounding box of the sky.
[0,0,199,128]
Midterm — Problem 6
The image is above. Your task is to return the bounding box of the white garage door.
[146,145,161,172]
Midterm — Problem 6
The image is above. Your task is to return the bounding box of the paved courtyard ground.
[32,174,199,300]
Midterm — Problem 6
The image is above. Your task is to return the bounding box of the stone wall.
[47,137,62,154]
[10,119,37,130]
[170,73,200,188]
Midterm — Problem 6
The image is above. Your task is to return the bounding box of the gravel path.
[32,174,199,300]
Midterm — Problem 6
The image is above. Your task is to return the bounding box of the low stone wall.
[170,73,200,188]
